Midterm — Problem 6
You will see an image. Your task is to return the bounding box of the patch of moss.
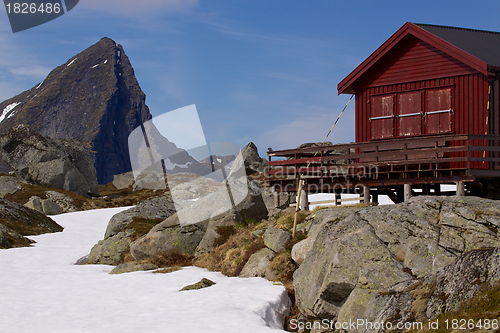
[180,278,216,291]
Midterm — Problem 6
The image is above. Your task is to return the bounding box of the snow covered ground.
[0,207,291,333]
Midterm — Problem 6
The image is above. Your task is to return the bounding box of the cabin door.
[425,88,453,134]
[397,91,422,136]
[370,95,395,140]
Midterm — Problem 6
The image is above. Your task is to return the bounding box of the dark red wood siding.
[356,75,489,139]
[359,36,477,89]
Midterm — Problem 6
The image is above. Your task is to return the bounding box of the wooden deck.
[267,134,500,202]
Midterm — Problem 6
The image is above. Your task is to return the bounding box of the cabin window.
[425,88,453,134]
[370,95,395,140]
[398,91,422,136]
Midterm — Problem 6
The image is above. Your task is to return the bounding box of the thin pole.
[291,94,354,238]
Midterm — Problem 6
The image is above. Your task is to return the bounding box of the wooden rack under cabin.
[267,134,500,205]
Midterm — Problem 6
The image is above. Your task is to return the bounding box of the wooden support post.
[363,186,370,205]
[300,189,309,211]
[404,184,412,202]
[456,181,465,196]
[434,183,441,195]
[372,191,379,204]
[273,191,280,208]
[335,192,341,206]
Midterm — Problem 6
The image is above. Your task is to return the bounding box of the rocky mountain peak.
[0,37,152,184]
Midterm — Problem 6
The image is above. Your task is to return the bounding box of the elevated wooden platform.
[267,134,500,203]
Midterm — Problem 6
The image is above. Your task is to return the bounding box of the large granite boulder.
[88,195,176,265]
[0,176,23,198]
[104,196,176,239]
[0,125,98,196]
[130,214,208,261]
[0,198,63,249]
[293,196,500,328]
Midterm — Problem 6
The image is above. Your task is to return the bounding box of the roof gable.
[338,22,493,94]
[416,23,500,68]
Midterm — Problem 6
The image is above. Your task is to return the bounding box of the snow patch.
[0,102,20,123]
[104,59,108,64]
[67,58,77,66]
[217,158,222,163]
[36,82,43,89]
[163,158,191,171]
[91,64,99,69]
[0,207,291,332]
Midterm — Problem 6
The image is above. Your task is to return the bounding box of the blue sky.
[2,0,500,155]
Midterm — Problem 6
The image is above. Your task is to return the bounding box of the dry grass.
[3,178,170,211]
[273,210,311,230]
[194,229,265,277]
[142,251,194,268]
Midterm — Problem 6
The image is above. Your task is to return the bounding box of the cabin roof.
[338,22,500,95]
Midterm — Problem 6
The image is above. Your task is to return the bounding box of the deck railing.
[267,134,500,192]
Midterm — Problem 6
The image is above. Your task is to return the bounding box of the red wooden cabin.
[268,22,500,203]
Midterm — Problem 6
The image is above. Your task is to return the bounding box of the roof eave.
[338,22,489,95]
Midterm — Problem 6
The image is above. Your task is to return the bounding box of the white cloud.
[79,0,199,15]
[8,66,51,79]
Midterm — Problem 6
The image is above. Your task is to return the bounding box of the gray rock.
[0,176,23,198]
[239,247,277,279]
[112,171,135,189]
[130,214,208,261]
[109,262,158,274]
[241,142,267,175]
[174,175,268,227]
[45,191,79,213]
[0,125,98,196]
[195,212,239,255]
[25,196,43,213]
[104,196,176,239]
[293,196,500,327]
[0,198,63,249]
[264,228,291,253]
[41,199,62,215]
[75,255,89,265]
[291,238,312,265]
[88,230,134,265]
[294,215,412,321]
[0,223,33,248]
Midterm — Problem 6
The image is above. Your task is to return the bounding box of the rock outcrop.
[88,195,176,265]
[293,196,500,330]
[0,198,63,249]
[0,37,152,184]
[0,125,98,196]
[241,142,267,175]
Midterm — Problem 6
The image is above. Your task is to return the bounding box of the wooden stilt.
[456,181,465,196]
[363,186,370,205]
[273,191,280,208]
[335,191,341,206]
[404,184,412,202]
[300,189,309,211]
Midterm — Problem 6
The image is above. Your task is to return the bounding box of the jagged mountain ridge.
[0,37,153,184]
